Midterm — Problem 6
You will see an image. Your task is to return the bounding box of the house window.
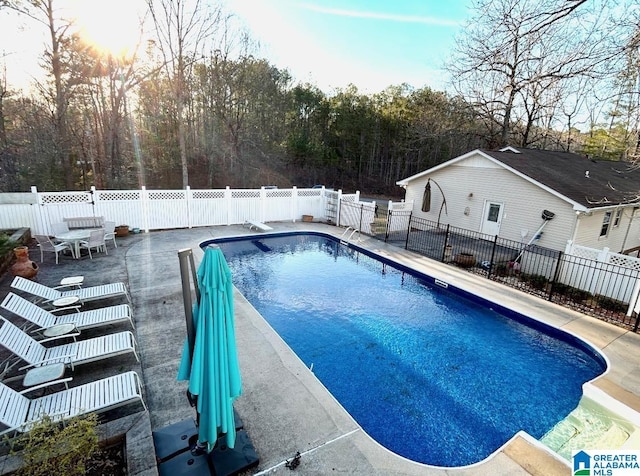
[613,209,622,227]
[600,211,612,237]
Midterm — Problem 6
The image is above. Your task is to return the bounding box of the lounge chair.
[0,316,139,371]
[0,371,146,437]
[1,293,135,332]
[11,276,131,306]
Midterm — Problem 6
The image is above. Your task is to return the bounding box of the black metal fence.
[349,207,640,332]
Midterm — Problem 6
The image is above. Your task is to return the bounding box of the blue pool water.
[205,233,606,467]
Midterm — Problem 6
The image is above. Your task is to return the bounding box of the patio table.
[59,276,84,288]
[23,362,68,389]
[55,229,92,259]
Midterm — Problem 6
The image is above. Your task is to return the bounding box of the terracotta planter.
[302,215,313,222]
[455,253,475,268]
[11,246,38,279]
[115,226,129,237]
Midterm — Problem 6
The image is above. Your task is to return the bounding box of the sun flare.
[69,0,146,58]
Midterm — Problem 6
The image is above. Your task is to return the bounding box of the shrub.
[520,273,548,290]
[11,413,99,476]
[596,296,627,313]
[493,263,509,276]
[0,234,16,257]
[552,283,592,301]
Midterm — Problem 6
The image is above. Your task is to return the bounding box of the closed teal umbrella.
[178,245,242,452]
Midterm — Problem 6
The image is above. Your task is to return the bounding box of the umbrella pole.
[178,248,204,442]
[178,248,197,357]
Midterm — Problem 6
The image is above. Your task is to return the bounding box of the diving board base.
[243,220,273,232]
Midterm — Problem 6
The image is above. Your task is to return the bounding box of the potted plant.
[115,225,129,237]
[455,252,475,268]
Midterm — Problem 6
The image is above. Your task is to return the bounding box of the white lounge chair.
[1,293,135,332]
[0,371,146,437]
[0,316,139,371]
[11,276,131,305]
[244,220,273,232]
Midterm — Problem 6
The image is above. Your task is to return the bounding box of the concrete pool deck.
[1,222,639,475]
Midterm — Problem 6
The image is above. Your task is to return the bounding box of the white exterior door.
[481,201,503,236]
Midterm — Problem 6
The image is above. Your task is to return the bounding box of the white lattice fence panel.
[146,190,189,229]
[190,190,227,227]
[390,201,414,211]
[559,256,596,293]
[608,253,640,271]
[228,190,261,224]
[559,256,638,303]
[570,245,601,260]
[39,192,94,232]
[593,266,639,302]
[519,252,557,280]
[295,193,325,220]
[0,205,41,232]
[340,193,357,202]
[264,189,293,222]
[94,191,145,229]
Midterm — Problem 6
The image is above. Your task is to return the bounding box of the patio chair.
[1,293,135,332]
[33,234,72,265]
[50,222,69,235]
[78,229,107,259]
[11,276,131,306]
[104,221,117,249]
[0,371,146,437]
[0,315,139,371]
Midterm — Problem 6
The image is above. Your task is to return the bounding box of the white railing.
[0,186,358,236]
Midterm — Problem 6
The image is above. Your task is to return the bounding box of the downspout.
[570,211,583,244]
[620,206,639,253]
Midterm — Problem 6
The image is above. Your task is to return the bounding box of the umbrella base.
[158,448,212,476]
[152,410,245,464]
[153,418,199,463]
[209,430,259,476]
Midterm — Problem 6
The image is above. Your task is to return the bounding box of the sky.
[224,0,473,94]
[0,0,473,95]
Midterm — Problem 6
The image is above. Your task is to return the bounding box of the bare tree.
[6,0,80,188]
[447,0,616,148]
[147,0,221,188]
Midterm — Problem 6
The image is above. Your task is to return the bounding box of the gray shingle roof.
[482,148,640,209]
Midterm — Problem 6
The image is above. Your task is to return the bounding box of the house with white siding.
[396,147,640,253]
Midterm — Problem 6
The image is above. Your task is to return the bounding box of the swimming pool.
[204,232,606,467]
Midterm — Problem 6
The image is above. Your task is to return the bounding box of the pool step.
[541,407,632,460]
[622,429,640,449]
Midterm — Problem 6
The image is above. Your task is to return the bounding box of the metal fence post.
[487,235,499,278]
[548,250,564,301]
[441,224,451,262]
[404,211,412,250]
[384,209,391,243]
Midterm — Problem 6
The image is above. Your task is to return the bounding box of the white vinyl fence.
[563,241,640,309]
[0,186,357,236]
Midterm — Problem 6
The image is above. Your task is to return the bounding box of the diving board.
[244,220,273,232]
